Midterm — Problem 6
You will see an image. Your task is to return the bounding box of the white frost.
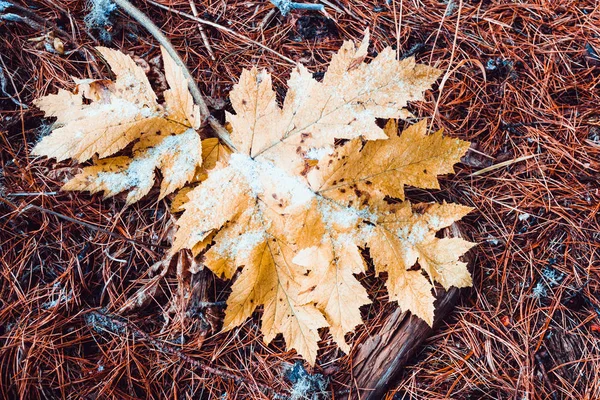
[213,230,266,260]
[397,220,429,246]
[518,213,531,221]
[228,153,314,208]
[96,128,199,196]
[305,147,333,161]
[428,214,442,229]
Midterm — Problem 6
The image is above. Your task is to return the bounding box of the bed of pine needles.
[1,0,599,399]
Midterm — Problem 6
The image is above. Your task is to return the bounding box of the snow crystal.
[1,13,22,22]
[518,212,531,221]
[140,107,154,118]
[213,230,266,260]
[531,282,547,299]
[357,222,376,241]
[83,97,142,119]
[398,220,429,246]
[428,214,442,229]
[487,235,500,245]
[284,361,328,400]
[319,201,360,229]
[228,153,314,208]
[305,147,333,161]
[319,199,377,230]
[85,0,117,43]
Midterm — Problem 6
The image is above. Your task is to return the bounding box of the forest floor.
[1,0,599,399]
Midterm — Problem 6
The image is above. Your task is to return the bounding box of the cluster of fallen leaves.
[33,32,474,364]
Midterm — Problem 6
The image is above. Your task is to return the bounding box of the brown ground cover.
[1,0,599,398]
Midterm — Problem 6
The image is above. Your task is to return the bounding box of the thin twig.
[85,309,286,396]
[0,54,28,108]
[0,196,168,249]
[468,154,537,177]
[6,191,58,197]
[110,0,236,150]
[189,0,215,61]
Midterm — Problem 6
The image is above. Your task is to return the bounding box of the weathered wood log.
[347,224,468,400]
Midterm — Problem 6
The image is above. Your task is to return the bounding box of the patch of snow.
[140,106,155,118]
[96,128,198,195]
[83,97,143,119]
[1,13,22,22]
[305,147,333,161]
[531,282,547,299]
[319,201,360,229]
[486,235,500,245]
[428,214,442,229]
[319,199,377,230]
[228,153,314,208]
[518,212,531,221]
[284,361,328,400]
[397,220,429,246]
[213,230,266,260]
[357,222,376,242]
[0,1,13,12]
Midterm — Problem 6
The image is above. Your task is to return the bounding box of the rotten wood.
[347,224,469,400]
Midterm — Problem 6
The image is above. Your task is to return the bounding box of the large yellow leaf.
[173,32,472,364]
[35,32,475,365]
[33,46,203,204]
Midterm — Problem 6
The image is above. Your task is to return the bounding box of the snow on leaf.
[170,138,231,213]
[63,128,201,205]
[33,46,203,204]
[173,33,473,365]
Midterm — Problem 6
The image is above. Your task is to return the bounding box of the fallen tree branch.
[85,309,286,396]
[110,0,236,150]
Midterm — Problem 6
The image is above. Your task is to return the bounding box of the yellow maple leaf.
[173,32,474,365]
[33,47,202,204]
[62,128,201,205]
